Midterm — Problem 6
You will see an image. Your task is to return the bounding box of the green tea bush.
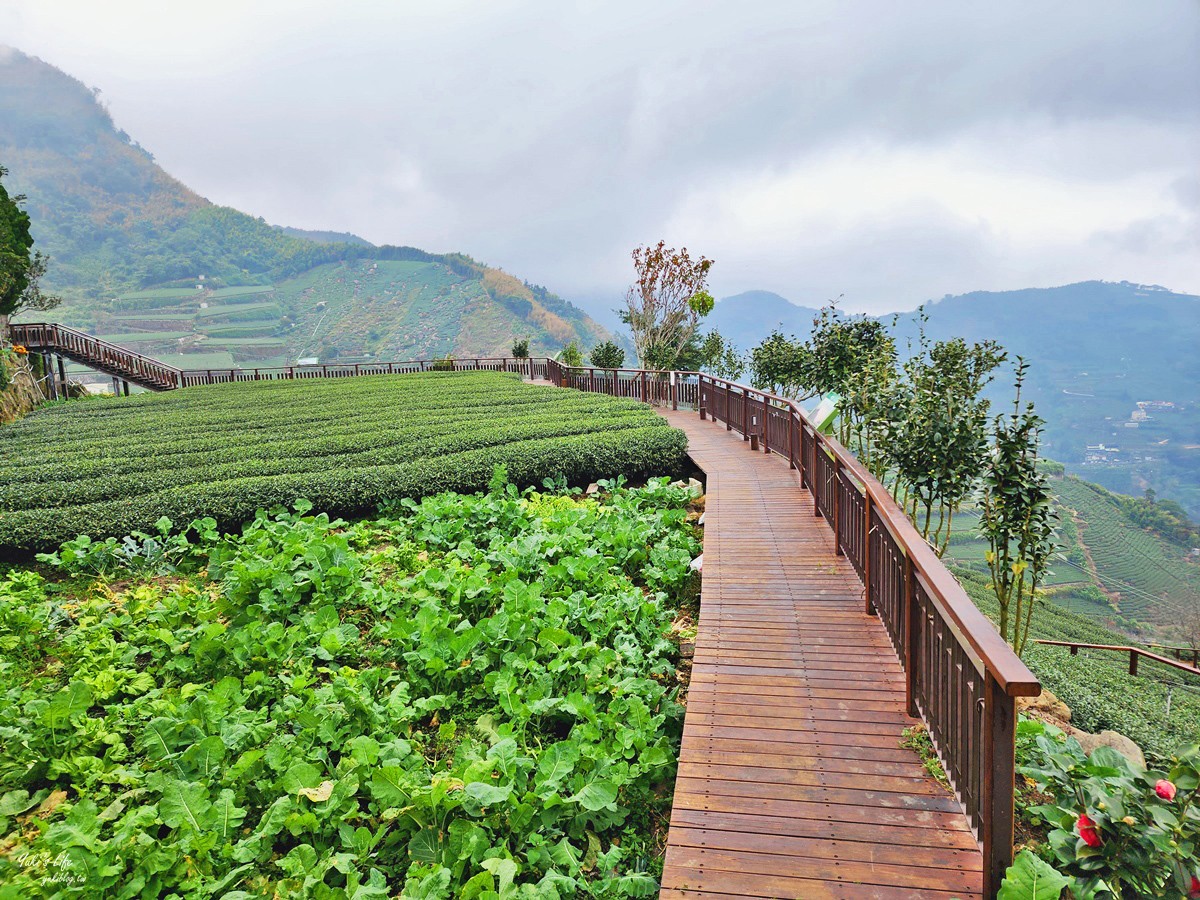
[0,373,687,551]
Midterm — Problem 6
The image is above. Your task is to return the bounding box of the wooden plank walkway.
[658,410,984,900]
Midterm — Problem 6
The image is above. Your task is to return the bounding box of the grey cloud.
[2,0,1197,312]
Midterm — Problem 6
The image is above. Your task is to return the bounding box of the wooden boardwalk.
[659,411,984,900]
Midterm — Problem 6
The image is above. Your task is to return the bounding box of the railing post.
[864,492,875,615]
[589,368,595,393]
[833,458,843,555]
[813,435,823,518]
[981,673,1017,900]
[787,410,796,469]
[1129,650,1139,676]
[742,389,749,440]
[640,369,648,404]
[904,555,919,717]
[671,371,678,411]
[698,375,707,419]
[42,353,57,400]
[763,402,770,455]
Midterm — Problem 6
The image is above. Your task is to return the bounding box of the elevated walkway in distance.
[11,322,182,391]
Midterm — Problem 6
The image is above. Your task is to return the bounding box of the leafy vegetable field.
[0,475,701,897]
[0,373,687,552]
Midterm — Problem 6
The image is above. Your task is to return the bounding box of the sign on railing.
[549,360,1041,898]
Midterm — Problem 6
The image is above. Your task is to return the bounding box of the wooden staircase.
[11,322,183,392]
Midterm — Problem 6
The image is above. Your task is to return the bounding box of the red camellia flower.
[1190,875,1200,899]
[1076,812,1102,848]
[1155,779,1178,801]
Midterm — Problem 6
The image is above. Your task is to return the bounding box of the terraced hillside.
[2,49,615,367]
[1054,477,1200,629]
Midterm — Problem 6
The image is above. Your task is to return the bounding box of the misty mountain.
[710,280,1200,515]
[0,48,612,359]
[708,290,822,351]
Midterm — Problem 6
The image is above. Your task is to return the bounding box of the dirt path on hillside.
[1070,506,1122,607]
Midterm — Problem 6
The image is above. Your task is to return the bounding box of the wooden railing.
[179,357,549,386]
[11,322,184,391]
[1036,640,1200,678]
[10,323,554,390]
[550,361,1041,896]
[546,363,700,409]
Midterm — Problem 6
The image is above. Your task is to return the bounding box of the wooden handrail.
[1036,640,1200,677]
[12,322,184,391]
[683,369,1040,696]
[179,357,552,386]
[550,358,1040,895]
[9,324,556,391]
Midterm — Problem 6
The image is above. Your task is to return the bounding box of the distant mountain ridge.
[711,280,1200,516]
[0,47,611,359]
[708,290,821,351]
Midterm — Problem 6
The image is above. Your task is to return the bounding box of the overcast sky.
[3,0,1198,313]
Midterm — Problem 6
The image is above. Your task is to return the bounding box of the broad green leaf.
[281,761,323,793]
[536,743,578,791]
[181,735,226,779]
[569,779,617,812]
[158,780,213,832]
[614,873,659,897]
[371,766,411,808]
[347,735,381,767]
[214,788,247,839]
[42,681,93,730]
[0,790,37,816]
[464,781,513,807]
[403,865,452,899]
[998,850,1070,900]
[277,843,319,877]
[408,828,442,864]
[482,857,518,894]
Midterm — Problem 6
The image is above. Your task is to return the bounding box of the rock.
[679,640,695,659]
[0,358,44,425]
[1018,688,1072,726]
[670,480,686,488]
[1075,730,1146,770]
[689,554,703,573]
[687,477,703,495]
[698,512,706,526]
[585,483,600,496]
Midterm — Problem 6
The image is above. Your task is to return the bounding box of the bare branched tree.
[621,241,713,370]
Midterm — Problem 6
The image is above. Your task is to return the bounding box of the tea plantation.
[0,477,702,897]
[0,373,687,552]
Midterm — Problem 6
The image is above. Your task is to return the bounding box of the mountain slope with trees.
[717,281,1200,516]
[0,48,610,359]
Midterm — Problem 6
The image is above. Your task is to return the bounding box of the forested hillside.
[0,49,611,360]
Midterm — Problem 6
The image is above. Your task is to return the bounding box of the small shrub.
[590,340,625,370]
[560,341,584,368]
